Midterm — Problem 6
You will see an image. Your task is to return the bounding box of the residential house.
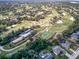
[50,16,63,24]
[71,32,79,40]
[69,31,79,43]
[39,50,54,59]
[70,17,75,21]
[60,41,71,49]
[52,46,66,55]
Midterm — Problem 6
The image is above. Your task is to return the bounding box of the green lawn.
[55,55,68,59]
[40,31,53,39]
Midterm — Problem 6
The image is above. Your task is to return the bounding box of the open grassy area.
[40,31,53,39]
[39,10,74,39]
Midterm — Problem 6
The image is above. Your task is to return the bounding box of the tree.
[29,38,48,52]
[10,51,22,59]
[22,50,38,59]
[9,38,49,59]
[0,54,8,59]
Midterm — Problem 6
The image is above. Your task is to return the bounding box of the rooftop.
[39,50,53,59]
[52,46,66,55]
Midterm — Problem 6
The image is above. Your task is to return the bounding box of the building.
[53,33,63,40]
[61,41,71,49]
[71,31,79,40]
[55,20,63,24]
[9,17,18,24]
[70,17,75,21]
[11,29,36,43]
[52,46,66,55]
[69,31,79,43]
[50,16,63,24]
[39,50,54,59]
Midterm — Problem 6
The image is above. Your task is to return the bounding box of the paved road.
[0,40,30,52]
[65,48,79,59]
[71,48,79,59]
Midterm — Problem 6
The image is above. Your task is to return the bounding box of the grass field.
[39,9,74,39]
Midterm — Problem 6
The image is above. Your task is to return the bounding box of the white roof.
[56,20,63,24]
[62,12,66,16]
[12,37,23,43]
[70,17,75,21]
[19,29,31,37]
[39,50,53,59]
[11,25,16,28]
[12,30,33,43]
[19,30,33,37]
[6,26,11,29]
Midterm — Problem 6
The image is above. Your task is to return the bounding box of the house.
[58,10,66,16]
[70,31,79,43]
[52,46,66,55]
[60,41,71,49]
[37,11,44,15]
[39,50,54,59]
[51,16,63,24]
[9,17,18,24]
[73,9,79,15]
[70,17,75,21]
[53,33,63,40]
[6,26,11,29]
[61,12,66,16]
[11,25,16,28]
[71,32,79,40]
[55,20,63,24]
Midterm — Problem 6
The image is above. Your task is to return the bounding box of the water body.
[70,1,79,4]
